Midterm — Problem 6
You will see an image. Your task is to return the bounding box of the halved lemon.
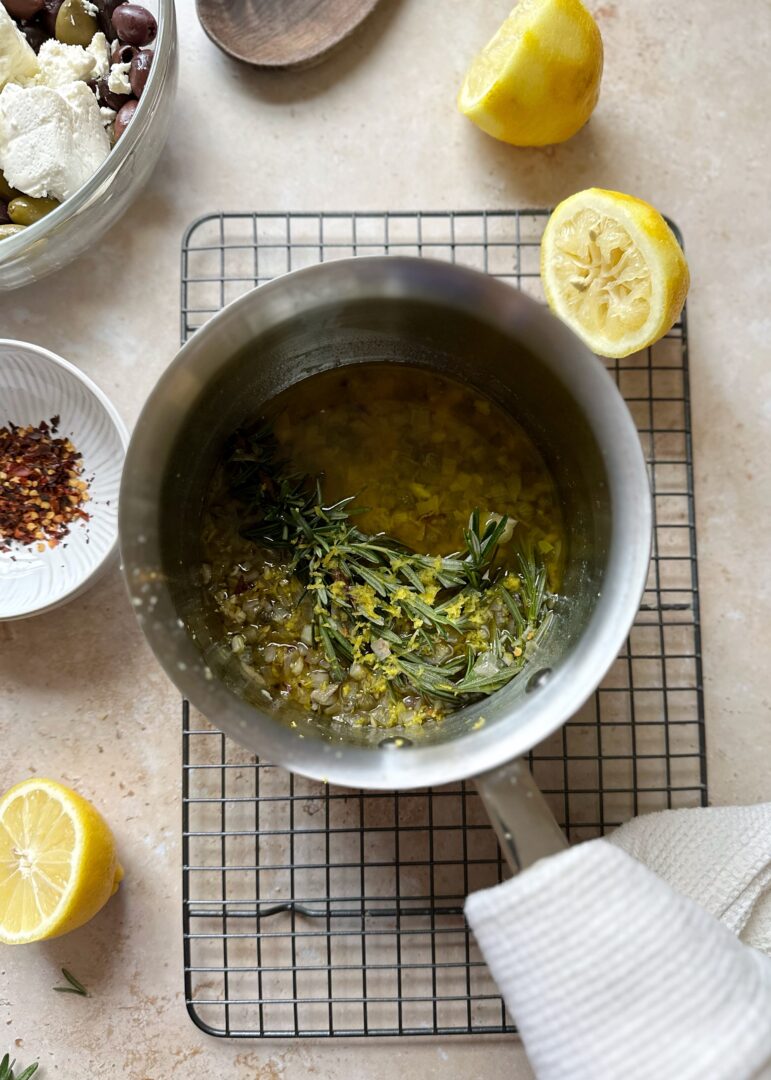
[0,778,123,944]
[541,188,690,358]
[458,0,603,146]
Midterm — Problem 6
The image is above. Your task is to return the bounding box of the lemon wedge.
[541,188,690,358]
[458,0,603,146]
[0,778,123,944]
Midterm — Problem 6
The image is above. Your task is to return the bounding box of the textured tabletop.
[1,2,769,1077]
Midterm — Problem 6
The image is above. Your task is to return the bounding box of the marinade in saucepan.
[199,365,566,730]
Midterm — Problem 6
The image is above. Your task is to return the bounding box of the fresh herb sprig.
[52,968,88,997]
[0,1053,38,1080]
[224,426,556,710]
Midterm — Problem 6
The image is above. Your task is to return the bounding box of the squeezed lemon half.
[458,0,603,146]
[0,778,123,944]
[541,188,690,358]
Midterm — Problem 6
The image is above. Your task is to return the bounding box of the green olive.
[7,196,60,227]
[0,171,21,202]
[0,224,27,240]
[55,0,98,46]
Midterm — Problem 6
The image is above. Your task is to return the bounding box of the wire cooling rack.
[181,210,706,1039]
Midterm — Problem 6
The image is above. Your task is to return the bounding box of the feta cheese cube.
[107,61,131,96]
[87,32,110,81]
[56,81,111,192]
[34,40,97,89]
[0,6,39,91]
[0,84,71,197]
[0,81,110,201]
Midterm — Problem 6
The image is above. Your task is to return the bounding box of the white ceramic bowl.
[0,340,127,620]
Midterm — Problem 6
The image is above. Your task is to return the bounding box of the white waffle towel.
[465,803,771,1080]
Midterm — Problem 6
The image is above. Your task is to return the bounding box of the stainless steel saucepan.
[120,257,651,871]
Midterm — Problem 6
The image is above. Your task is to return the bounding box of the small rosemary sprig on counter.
[52,968,89,997]
[0,1053,38,1080]
[223,425,556,711]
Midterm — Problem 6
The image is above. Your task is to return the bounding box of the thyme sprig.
[225,426,556,709]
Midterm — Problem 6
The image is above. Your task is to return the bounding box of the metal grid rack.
[181,210,706,1039]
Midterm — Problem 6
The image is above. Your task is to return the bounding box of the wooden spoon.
[196,0,383,70]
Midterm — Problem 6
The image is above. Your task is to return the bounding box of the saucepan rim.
[120,255,652,789]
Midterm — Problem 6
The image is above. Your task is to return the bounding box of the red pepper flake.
[0,417,91,552]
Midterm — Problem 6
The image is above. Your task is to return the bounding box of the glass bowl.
[0,0,177,290]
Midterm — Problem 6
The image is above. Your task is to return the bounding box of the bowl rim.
[0,0,175,264]
[0,337,129,620]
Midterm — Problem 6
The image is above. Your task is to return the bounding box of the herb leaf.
[53,968,88,997]
[222,427,557,715]
[0,1054,39,1080]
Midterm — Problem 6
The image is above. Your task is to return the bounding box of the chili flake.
[0,416,90,553]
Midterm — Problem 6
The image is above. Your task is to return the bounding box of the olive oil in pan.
[200,364,566,730]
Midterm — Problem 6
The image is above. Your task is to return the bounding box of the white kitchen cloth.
[464,803,771,1080]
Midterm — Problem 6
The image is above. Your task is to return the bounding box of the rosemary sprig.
[224,426,556,710]
[0,1053,38,1080]
[52,968,89,997]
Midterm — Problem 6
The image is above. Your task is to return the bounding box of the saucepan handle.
[474,758,568,873]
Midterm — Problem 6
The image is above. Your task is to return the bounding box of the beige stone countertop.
[1,1,770,1076]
